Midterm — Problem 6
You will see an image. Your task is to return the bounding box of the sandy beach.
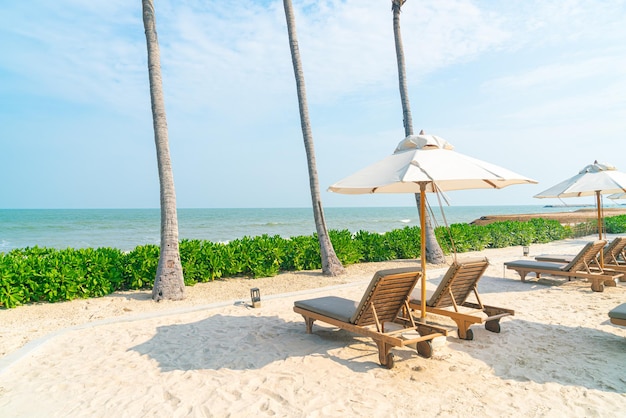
[1,235,625,417]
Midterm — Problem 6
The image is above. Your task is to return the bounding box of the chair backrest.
[427,257,489,308]
[604,237,626,264]
[350,267,421,326]
[563,240,607,272]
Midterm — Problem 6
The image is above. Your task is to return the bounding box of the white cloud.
[1,0,626,208]
[0,0,514,114]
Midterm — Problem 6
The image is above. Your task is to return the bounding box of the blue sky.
[1,0,625,209]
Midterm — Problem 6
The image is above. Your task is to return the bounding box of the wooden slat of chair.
[409,258,514,340]
[435,262,488,308]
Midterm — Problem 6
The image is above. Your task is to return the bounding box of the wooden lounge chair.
[408,257,514,340]
[504,240,623,292]
[535,237,626,281]
[293,267,448,369]
[609,303,626,327]
[602,237,626,280]
[538,237,626,263]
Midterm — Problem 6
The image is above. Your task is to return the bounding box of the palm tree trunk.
[283,0,345,276]
[392,0,445,264]
[393,1,413,138]
[142,0,185,300]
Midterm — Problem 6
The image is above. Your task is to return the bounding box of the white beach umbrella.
[329,134,536,194]
[534,161,626,244]
[329,133,537,319]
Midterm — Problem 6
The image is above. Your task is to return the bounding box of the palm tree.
[392,0,445,264]
[142,0,185,300]
[283,0,345,276]
[392,0,413,137]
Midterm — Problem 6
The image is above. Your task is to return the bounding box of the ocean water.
[0,206,587,252]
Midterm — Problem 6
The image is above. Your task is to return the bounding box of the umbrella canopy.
[329,133,537,319]
[534,161,626,244]
[534,161,626,199]
[329,134,536,194]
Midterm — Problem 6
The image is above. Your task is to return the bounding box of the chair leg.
[376,341,394,369]
[454,320,474,341]
[591,278,617,292]
[303,316,315,333]
[485,319,501,333]
[590,280,605,292]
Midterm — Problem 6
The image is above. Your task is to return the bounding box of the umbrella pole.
[596,191,603,240]
[596,190,604,267]
[419,182,427,321]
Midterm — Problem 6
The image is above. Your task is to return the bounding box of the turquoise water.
[0,206,587,252]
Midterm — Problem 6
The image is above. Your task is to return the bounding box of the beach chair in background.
[535,237,626,281]
[602,237,626,279]
[609,303,626,327]
[505,240,623,292]
[293,267,447,369]
[408,257,514,340]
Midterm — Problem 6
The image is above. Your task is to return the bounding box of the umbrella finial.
[394,133,455,153]
[419,129,425,135]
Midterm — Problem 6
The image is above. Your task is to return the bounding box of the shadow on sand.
[451,318,626,393]
[129,312,398,374]
[129,308,626,393]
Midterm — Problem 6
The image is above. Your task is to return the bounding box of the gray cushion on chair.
[504,260,568,271]
[609,303,626,321]
[294,296,358,323]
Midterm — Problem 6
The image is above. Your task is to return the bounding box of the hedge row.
[0,218,573,308]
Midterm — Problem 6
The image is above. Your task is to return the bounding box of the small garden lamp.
[250,288,261,308]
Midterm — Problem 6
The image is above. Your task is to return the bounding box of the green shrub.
[329,229,362,265]
[0,246,125,307]
[281,235,321,271]
[0,252,28,308]
[485,221,532,248]
[437,223,490,253]
[383,226,421,259]
[123,245,159,290]
[483,219,570,248]
[0,215,582,308]
[605,214,626,234]
[223,235,286,278]
[180,239,232,282]
[353,230,393,262]
[528,218,570,242]
[75,247,125,297]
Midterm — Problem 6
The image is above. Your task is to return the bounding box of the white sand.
[1,235,625,417]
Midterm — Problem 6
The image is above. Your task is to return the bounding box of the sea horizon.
[0,205,617,252]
